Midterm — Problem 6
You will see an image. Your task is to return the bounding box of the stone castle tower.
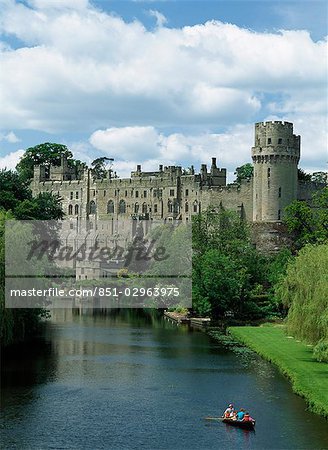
[252,121,300,222]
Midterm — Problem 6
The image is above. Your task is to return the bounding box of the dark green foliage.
[234,163,253,184]
[297,168,312,181]
[0,169,31,211]
[192,209,268,319]
[284,187,328,247]
[0,167,64,347]
[16,143,73,181]
[14,192,64,220]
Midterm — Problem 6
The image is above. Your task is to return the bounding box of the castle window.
[68,204,73,215]
[70,192,73,200]
[185,189,189,197]
[193,201,198,213]
[154,204,158,213]
[93,190,96,197]
[142,202,147,214]
[104,190,106,196]
[135,191,139,198]
[70,222,74,229]
[170,189,174,197]
[268,180,270,189]
[278,187,282,198]
[125,190,128,197]
[76,191,79,199]
[143,190,147,198]
[75,204,79,215]
[278,209,281,220]
[107,200,114,214]
[89,200,96,214]
[134,203,139,214]
[119,200,126,214]
[185,202,189,212]
[168,200,173,213]
[267,168,271,178]
[278,138,282,144]
[268,138,272,145]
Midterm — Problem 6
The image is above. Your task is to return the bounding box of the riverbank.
[228,324,328,419]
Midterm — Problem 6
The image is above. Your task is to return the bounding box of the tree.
[234,163,253,184]
[191,208,267,319]
[311,172,327,185]
[275,244,328,361]
[16,143,74,181]
[14,193,64,221]
[91,157,113,180]
[298,168,312,182]
[284,187,328,247]
[0,169,31,211]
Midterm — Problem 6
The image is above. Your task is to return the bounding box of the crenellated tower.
[252,121,300,222]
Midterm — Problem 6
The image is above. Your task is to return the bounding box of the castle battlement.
[30,121,308,225]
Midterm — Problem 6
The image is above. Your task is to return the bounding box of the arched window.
[142,202,147,214]
[119,200,126,214]
[74,204,79,215]
[68,204,73,215]
[185,201,189,213]
[107,200,114,214]
[134,203,139,214]
[89,200,96,214]
[193,201,198,213]
[168,200,173,213]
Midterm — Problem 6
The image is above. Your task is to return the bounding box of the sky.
[0,0,327,181]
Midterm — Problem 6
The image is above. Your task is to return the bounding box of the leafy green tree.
[14,192,64,220]
[192,208,267,319]
[0,169,31,211]
[234,163,253,184]
[91,157,113,180]
[16,143,75,181]
[275,244,328,361]
[284,187,328,247]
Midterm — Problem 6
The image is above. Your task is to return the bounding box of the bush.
[313,339,328,363]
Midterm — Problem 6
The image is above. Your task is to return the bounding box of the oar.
[204,417,225,421]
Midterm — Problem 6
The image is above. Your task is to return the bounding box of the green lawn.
[229,325,328,418]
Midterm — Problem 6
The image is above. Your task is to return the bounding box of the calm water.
[1,309,328,450]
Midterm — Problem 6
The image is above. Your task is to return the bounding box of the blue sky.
[0,0,327,180]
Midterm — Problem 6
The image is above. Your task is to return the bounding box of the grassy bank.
[229,325,328,419]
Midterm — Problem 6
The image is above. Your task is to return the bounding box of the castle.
[32,121,315,229]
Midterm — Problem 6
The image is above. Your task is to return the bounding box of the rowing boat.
[204,417,256,431]
[222,418,255,430]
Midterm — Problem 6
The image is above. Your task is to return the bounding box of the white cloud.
[0,149,24,169]
[148,9,167,28]
[0,2,326,133]
[89,124,253,179]
[0,131,21,143]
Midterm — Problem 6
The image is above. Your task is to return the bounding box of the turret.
[252,121,300,222]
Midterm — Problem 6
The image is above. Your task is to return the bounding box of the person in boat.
[231,411,238,421]
[236,408,245,421]
[243,412,255,422]
[223,404,234,418]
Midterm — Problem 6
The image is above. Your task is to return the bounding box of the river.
[1,309,328,449]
